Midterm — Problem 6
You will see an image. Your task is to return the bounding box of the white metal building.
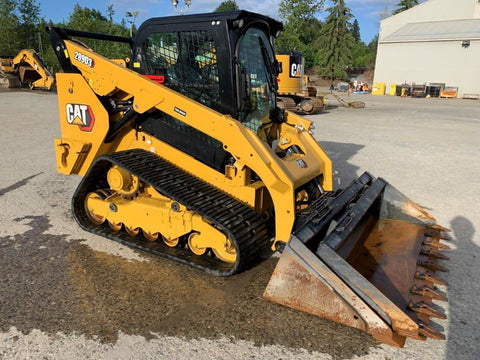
[373,0,480,97]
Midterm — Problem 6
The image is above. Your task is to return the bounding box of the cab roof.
[138,10,283,36]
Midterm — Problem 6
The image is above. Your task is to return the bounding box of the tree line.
[215,1,419,81]
[0,0,131,72]
[215,0,418,80]
[0,0,418,80]
[274,0,417,80]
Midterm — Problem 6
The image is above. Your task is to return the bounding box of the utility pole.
[171,0,192,15]
[38,33,43,58]
[125,11,139,37]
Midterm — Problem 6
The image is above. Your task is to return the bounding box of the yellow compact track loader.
[0,49,55,90]
[276,51,324,114]
[47,11,449,347]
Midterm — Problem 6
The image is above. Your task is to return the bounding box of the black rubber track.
[71,148,271,276]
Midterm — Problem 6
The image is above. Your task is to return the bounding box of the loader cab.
[129,11,282,172]
[131,11,282,123]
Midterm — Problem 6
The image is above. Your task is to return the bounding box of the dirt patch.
[0,216,81,334]
[0,216,378,358]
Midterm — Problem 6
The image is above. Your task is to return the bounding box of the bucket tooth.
[427,224,451,233]
[418,322,446,340]
[414,271,448,286]
[420,247,450,260]
[417,259,449,273]
[409,301,447,319]
[425,228,452,241]
[438,233,452,241]
[410,285,448,301]
[423,237,451,250]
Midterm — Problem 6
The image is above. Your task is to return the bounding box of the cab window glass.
[139,31,220,110]
[237,28,276,131]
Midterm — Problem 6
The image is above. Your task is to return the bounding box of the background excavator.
[0,55,19,88]
[276,50,325,114]
[0,49,55,90]
[47,10,449,347]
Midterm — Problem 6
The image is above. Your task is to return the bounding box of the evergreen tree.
[276,0,323,67]
[278,0,323,23]
[0,0,19,54]
[17,0,40,49]
[67,4,108,32]
[66,4,130,59]
[315,0,355,81]
[392,0,419,15]
[367,35,378,54]
[214,0,238,12]
[351,18,360,43]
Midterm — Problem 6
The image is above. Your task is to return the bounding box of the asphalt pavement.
[0,89,478,359]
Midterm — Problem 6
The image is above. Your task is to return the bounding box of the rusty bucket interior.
[264,173,450,347]
[18,65,42,85]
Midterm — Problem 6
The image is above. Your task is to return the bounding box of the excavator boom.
[0,50,54,90]
[13,49,55,90]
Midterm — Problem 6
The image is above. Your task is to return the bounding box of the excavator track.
[301,96,325,114]
[72,148,270,276]
[278,95,324,115]
[0,73,20,88]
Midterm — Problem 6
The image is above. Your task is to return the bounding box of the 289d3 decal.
[74,51,94,68]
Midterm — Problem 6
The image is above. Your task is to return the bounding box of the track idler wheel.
[85,192,107,225]
[187,233,206,255]
[107,165,140,198]
[212,239,236,264]
[296,99,314,114]
[188,232,236,263]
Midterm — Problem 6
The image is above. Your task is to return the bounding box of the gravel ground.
[0,89,479,359]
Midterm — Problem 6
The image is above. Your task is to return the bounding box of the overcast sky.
[39,0,426,43]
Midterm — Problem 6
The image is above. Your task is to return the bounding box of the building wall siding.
[374,0,480,97]
[374,39,480,96]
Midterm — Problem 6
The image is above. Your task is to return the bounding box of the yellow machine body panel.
[54,73,110,175]
[276,53,306,94]
[54,39,332,247]
[276,52,324,114]
[0,56,15,73]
